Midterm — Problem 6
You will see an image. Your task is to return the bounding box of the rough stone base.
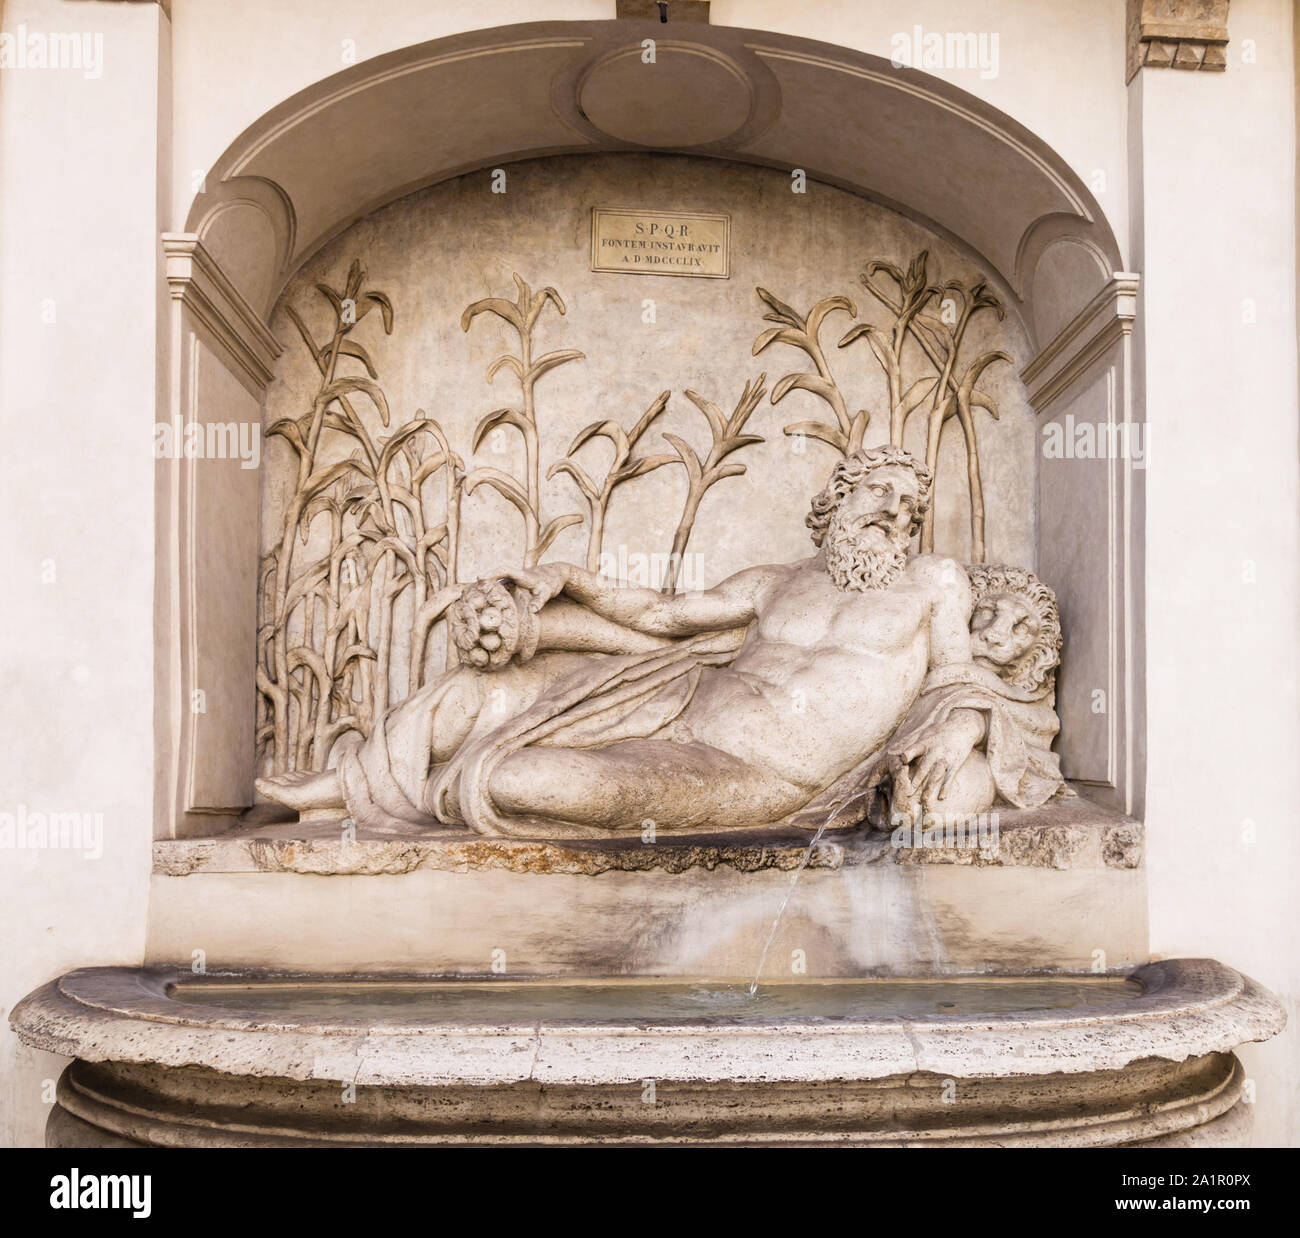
[45,1053,1248,1148]
[158,795,1143,878]
[148,798,1147,976]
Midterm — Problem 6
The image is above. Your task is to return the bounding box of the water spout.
[748,791,872,996]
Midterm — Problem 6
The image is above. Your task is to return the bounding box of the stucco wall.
[0,0,166,1147]
[1133,0,1300,1150]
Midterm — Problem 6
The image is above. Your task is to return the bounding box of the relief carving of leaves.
[611,453,676,484]
[318,375,391,427]
[460,297,525,334]
[528,348,585,384]
[682,389,728,443]
[471,407,529,453]
[782,421,849,453]
[336,338,378,378]
[536,513,583,558]
[754,286,804,328]
[378,419,438,475]
[462,467,532,517]
[771,372,841,408]
[661,433,703,486]
[547,458,600,505]
[357,291,395,333]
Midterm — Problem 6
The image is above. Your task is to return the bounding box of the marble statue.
[833,561,1066,830]
[258,446,1065,837]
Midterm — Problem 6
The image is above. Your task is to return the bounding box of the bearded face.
[825,507,909,591]
[822,464,919,592]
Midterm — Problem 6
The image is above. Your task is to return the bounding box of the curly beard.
[824,512,909,592]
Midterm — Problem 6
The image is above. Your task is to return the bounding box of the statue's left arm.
[885,556,984,804]
[916,555,974,669]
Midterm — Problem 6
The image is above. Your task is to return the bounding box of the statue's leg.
[253,765,348,812]
[255,665,491,811]
[256,654,590,813]
[487,739,809,832]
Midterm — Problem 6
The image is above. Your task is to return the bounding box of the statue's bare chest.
[753,574,928,655]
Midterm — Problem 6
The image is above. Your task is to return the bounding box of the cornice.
[1022,274,1140,412]
[161,234,281,391]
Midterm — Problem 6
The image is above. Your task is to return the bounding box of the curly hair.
[967,563,1062,695]
[806,445,934,547]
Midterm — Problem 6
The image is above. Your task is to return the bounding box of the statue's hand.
[451,565,570,670]
[887,712,983,812]
[491,563,570,614]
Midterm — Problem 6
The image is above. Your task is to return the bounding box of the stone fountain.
[11,154,1285,1147]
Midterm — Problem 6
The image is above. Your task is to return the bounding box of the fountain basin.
[167,974,1144,1021]
[11,958,1283,1147]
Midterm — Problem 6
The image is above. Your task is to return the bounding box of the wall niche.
[257,153,1037,779]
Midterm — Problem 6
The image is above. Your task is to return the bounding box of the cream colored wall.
[168,0,610,233]
[167,0,1132,261]
[0,0,166,1147]
[713,0,1131,268]
[1133,0,1300,1148]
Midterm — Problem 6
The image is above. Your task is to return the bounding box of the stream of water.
[747,791,873,996]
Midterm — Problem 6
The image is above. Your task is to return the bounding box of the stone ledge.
[9,960,1286,1147]
[154,794,1142,877]
[11,960,1282,1084]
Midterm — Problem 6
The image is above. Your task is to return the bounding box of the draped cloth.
[333,634,1063,837]
[335,630,746,836]
[790,661,1066,831]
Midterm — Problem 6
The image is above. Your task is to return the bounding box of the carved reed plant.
[753,249,1010,561]
[548,389,675,572]
[455,273,770,599]
[460,274,585,567]
[258,265,837,774]
[258,262,463,775]
[661,375,767,593]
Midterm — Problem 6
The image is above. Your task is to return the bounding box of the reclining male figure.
[258,445,981,835]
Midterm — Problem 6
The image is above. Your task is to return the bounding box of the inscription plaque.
[591,207,730,279]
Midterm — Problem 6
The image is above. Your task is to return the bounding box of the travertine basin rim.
[11,959,1284,1087]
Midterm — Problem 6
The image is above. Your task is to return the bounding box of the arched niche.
[159,19,1141,837]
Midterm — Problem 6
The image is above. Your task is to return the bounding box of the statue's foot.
[255,768,345,812]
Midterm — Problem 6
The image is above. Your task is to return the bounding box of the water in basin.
[166,976,1144,1024]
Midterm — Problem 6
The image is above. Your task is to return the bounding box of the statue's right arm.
[563,563,780,635]
[509,562,777,636]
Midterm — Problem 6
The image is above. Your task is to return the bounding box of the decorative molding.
[1022,274,1140,413]
[190,178,299,316]
[1127,0,1229,81]
[1025,273,1141,819]
[161,234,282,392]
[225,37,591,178]
[755,46,1095,224]
[184,19,1117,318]
[152,798,1144,877]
